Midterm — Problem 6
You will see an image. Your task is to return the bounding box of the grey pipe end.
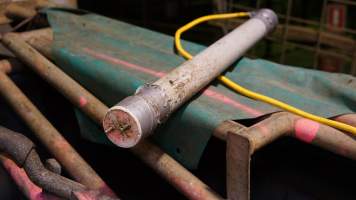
[251,8,278,32]
[103,85,169,148]
[102,96,152,148]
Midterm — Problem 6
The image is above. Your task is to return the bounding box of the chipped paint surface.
[79,96,88,107]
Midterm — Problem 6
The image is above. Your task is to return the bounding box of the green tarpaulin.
[46,10,356,169]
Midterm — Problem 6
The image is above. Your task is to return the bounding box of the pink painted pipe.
[236,112,356,159]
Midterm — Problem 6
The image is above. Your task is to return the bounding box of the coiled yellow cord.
[175,12,356,136]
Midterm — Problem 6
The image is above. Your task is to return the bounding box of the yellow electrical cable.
[175,12,356,136]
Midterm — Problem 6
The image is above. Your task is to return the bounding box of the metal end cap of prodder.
[102,85,169,148]
[103,105,142,148]
[102,97,153,148]
[251,8,278,32]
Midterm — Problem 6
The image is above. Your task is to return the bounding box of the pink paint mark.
[97,183,117,198]
[79,96,88,107]
[257,124,270,136]
[203,89,262,116]
[83,48,166,78]
[1,156,60,200]
[73,191,95,200]
[73,182,118,200]
[73,190,110,200]
[294,118,319,143]
[82,47,263,116]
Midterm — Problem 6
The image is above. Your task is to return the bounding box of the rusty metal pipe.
[4,4,36,20]
[103,9,278,148]
[2,33,108,123]
[18,28,53,42]
[2,31,222,200]
[0,71,116,196]
[0,58,24,74]
[232,112,356,158]
[332,114,356,128]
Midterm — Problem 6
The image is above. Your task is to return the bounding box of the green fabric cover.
[46,10,356,169]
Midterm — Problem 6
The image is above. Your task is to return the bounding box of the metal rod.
[2,33,107,124]
[1,32,222,200]
[313,0,328,69]
[279,0,292,64]
[0,58,23,74]
[236,112,356,159]
[0,70,116,197]
[4,4,36,20]
[217,113,356,158]
[103,9,278,148]
[332,114,356,128]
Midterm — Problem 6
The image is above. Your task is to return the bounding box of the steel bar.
[226,131,250,200]
[2,32,222,200]
[279,0,292,64]
[0,71,116,197]
[2,33,108,124]
[4,4,36,20]
[210,19,356,55]
[241,112,356,156]
[0,58,23,74]
[313,0,327,69]
[332,114,356,128]
[103,9,278,148]
[229,3,356,35]
[0,15,11,25]
[18,28,53,42]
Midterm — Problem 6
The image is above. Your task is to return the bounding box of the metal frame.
[213,0,356,75]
